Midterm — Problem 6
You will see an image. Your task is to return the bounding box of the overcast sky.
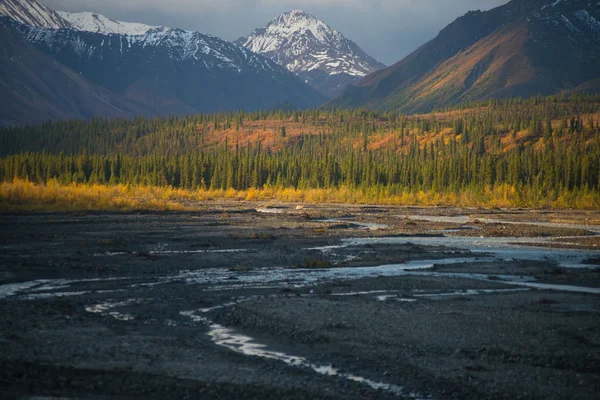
[42,0,509,65]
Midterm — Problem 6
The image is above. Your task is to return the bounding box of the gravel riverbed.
[1,204,599,399]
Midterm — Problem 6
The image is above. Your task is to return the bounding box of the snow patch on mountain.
[18,20,283,76]
[57,11,159,35]
[574,9,600,32]
[534,0,600,40]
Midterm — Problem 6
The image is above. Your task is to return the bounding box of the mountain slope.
[0,0,69,28]
[333,0,600,113]
[0,17,155,126]
[236,10,384,98]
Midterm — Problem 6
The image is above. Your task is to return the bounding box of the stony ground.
[1,204,599,399]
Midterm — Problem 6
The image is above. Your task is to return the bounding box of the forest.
[1,94,599,210]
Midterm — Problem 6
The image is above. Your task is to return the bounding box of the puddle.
[85,299,139,321]
[196,297,258,313]
[334,287,531,301]
[407,272,600,295]
[256,208,285,214]
[148,249,249,255]
[0,281,43,299]
[331,290,398,297]
[345,236,600,269]
[93,251,129,257]
[407,215,600,233]
[408,216,471,224]
[376,295,398,301]
[25,291,91,300]
[320,219,388,231]
[24,289,123,300]
[498,280,600,294]
[0,279,88,299]
[475,217,600,233]
[94,249,249,257]
[376,295,417,302]
[305,244,348,252]
[204,285,286,292]
[28,282,72,292]
[413,288,530,298]
[1,277,132,300]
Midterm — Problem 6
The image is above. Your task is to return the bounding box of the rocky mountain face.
[0,0,69,28]
[0,0,326,126]
[236,10,385,98]
[332,0,600,113]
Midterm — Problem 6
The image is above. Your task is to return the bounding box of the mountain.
[0,17,156,126]
[236,10,385,98]
[0,0,69,28]
[19,21,326,114]
[0,0,326,126]
[332,0,600,113]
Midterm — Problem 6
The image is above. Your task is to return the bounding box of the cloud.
[41,0,509,65]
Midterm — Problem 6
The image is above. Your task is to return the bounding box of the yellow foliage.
[0,179,598,212]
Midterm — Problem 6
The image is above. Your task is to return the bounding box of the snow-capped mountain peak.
[240,10,355,65]
[56,11,162,36]
[266,9,344,48]
[0,0,70,29]
[236,10,384,97]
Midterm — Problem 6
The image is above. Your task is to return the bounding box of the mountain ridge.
[17,19,326,111]
[332,0,600,112]
[0,0,326,125]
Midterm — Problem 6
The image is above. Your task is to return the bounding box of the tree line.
[1,94,599,202]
